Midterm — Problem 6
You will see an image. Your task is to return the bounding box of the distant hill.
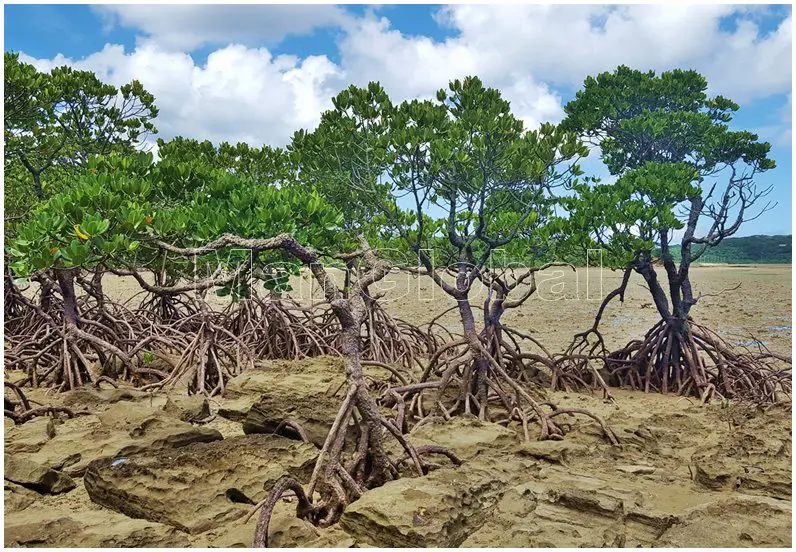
[660,235,792,264]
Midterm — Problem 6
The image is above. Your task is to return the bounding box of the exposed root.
[390,326,619,445]
[555,317,792,405]
[135,291,201,326]
[219,296,337,360]
[143,303,253,396]
[5,292,143,391]
[252,382,461,547]
[359,300,439,370]
[309,301,437,371]
[4,383,88,425]
[552,328,615,400]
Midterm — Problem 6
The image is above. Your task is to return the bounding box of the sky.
[4,3,793,236]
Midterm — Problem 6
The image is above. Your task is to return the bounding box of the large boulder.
[236,358,346,447]
[339,460,516,547]
[17,401,222,476]
[4,457,76,494]
[84,434,318,535]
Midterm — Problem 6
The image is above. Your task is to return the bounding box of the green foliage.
[156,137,294,186]
[562,65,773,175]
[6,150,343,291]
[561,66,775,270]
[295,76,587,270]
[4,52,159,215]
[289,82,395,234]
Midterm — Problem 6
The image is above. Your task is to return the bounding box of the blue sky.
[5,4,792,236]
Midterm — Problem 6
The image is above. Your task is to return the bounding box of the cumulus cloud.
[20,44,343,147]
[17,5,792,149]
[335,16,564,130]
[93,4,349,51]
[433,4,791,103]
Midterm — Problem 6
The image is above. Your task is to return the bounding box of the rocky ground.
[4,356,792,548]
[4,265,792,547]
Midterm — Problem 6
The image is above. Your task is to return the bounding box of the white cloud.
[93,5,348,51]
[335,16,563,130]
[17,5,791,150]
[755,93,792,147]
[20,44,342,147]
[432,4,790,103]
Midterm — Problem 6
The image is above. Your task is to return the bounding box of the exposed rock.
[58,386,152,410]
[515,439,589,464]
[4,457,76,494]
[227,358,344,398]
[217,396,257,422]
[692,453,791,499]
[4,417,56,454]
[17,401,222,476]
[243,393,341,448]
[616,464,656,475]
[408,415,518,458]
[658,494,792,547]
[196,500,354,548]
[238,359,346,447]
[339,461,514,547]
[161,393,211,422]
[84,434,318,535]
[4,482,39,512]
[4,507,190,547]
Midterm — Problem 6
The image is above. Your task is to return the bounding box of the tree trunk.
[32,171,44,200]
[636,261,671,319]
[336,317,391,486]
[457,295,489,418]
[55,268,80,328]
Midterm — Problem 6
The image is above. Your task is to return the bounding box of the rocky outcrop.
[4,507,191,548]
[4,482,40,512]
[515,439,589,464]
[339,460,516,547]
[4,417,56,455]
[236,359,346,447]
[658,494,791,547]
[691,429,791,500]
[407,415,518,458]
[84,434,318,534]
[14,401,222,476]
[4,457,76,495]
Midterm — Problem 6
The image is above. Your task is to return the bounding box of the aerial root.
[251,382,460,547]
[552,328,615,399]
[554,317,791,405]
[388,327,618,445]
[252,476,315,548]
[220,296,338,361]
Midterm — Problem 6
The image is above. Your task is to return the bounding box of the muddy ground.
[4,265,792,547]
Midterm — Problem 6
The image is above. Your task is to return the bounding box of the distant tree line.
[654,234,791,265]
